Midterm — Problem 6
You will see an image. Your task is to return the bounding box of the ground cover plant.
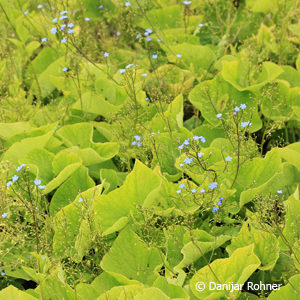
[0,0,300,299]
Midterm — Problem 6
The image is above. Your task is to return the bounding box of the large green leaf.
[190,244,260,299]
[226,222,280,270]
[100,227,162,285]
[0,285,37,300]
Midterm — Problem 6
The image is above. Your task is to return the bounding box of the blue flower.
[68,29,74,34]
[126,63,133,69]
[2,212,8,218]
[1,271,5,276]
[146,37,152,42]
[225,156,232,162]
[61,38,67,43]
[60,15,68,20]
[99,5,103,9]
[178,144,184,150]
[197,152,203,157]
[137,142,142,147]
[34,179,42,186]
[60,10,68,15]
[116,31,120,36]
[62,67,68,72]
[134,135,141,141]
[184,157,193,164]
[50,28,57,34]
[52,18,57,23]
[191,189,197,193]
[24,10,29,15]
[38,185,45,190]
[176,54,182,58]
[216,113,222,119]
[41,37,47,42]
[145,28,152,34]
[209,182,217,190]
[200,136,206,143]
[78,197,83,203]
[60,24,66,31]
[240,104,246,110]
[136,33,140,39]
[42,256,46,260]
[68,23,74,28]
[37,4,43,9]
[179,163,184,167]
[277,190,283,194]
[27,255,30,258]
[200,188,205,193]
[241,122,252,128]
[142,73,147,77]
[145,97,149,101]
[6,181,13,187]
[217,197,223,206]
[176,190,181,194]
[120,69,125,74]
[179,183,185,189]
[212,206,219,213]
[104,52,109,57]
[12,175,19,182]
[183,138,190,145]
[199,23,203,27]
[16,163,26,171]
[131,141,137,145]
[183,0,192,4]
[152,54,158,59]
[193,135,200,140]
[85,17,90,21]
[234,106,240,112]
[125,1,130,6]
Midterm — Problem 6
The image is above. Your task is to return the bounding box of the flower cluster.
[212,196,223,213]
[131,135,142,146]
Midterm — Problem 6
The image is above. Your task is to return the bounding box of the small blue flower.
[193,135,200,140]
[144,32,149,36]
[16,163,26,171]
[131,141,137,145]
[60,10,68,15]
[152,54,158,59]
[178,144,184,150]
[200,188,205,193]
[99,5,103,9]
[176,54,182,58]
[125,1,130,6]
[212,206,219,213]
[60,15,68,20]
[277,190,283,194]
[68,29,74,34]
[137,142,142,147]
[184,157,193,164]
[191,189,197,193]
[134,135,141,141]
[234,106,240,112]
[179,163,184,167]
[116,31,120,36]
[120,69,126,74]
[38,185,45,190]
[68,23,74,28]
[183,1,192,4]
[241,122,252,128]
[200,136,206,143]
[37,4,43,9]
[136,33,140,39]
[183,138,190,145]
[240,104,246,110]
[209,182,217,190]
[145,97,149,101]
[62,67,68,72]
[197,152,203,157]
[78,197,83,203]
[179,183,185,189]
[145,28,152,34]
[50,28,57,34]
[216,113,222,119]
[52,18,57,23]
[6,181,13,187]
[12,175,19,182]
[104,52,109,57]
[146,37,152,42]
[199,23,203,27]
[217,197,223,206]
[85,17,90,21]
[142,73,147,77]
[2,212,8,218]
[34,179,42,186]
[42,256,46,260]
[60,24,66,31]
[27,254,30,258]
[176,190,181,194]
[61,38,67,44]
[126,63,133,69]
[225,156,232,162]
[1,271,5,276]
[41,37,47,42]
[24,10,29,15]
